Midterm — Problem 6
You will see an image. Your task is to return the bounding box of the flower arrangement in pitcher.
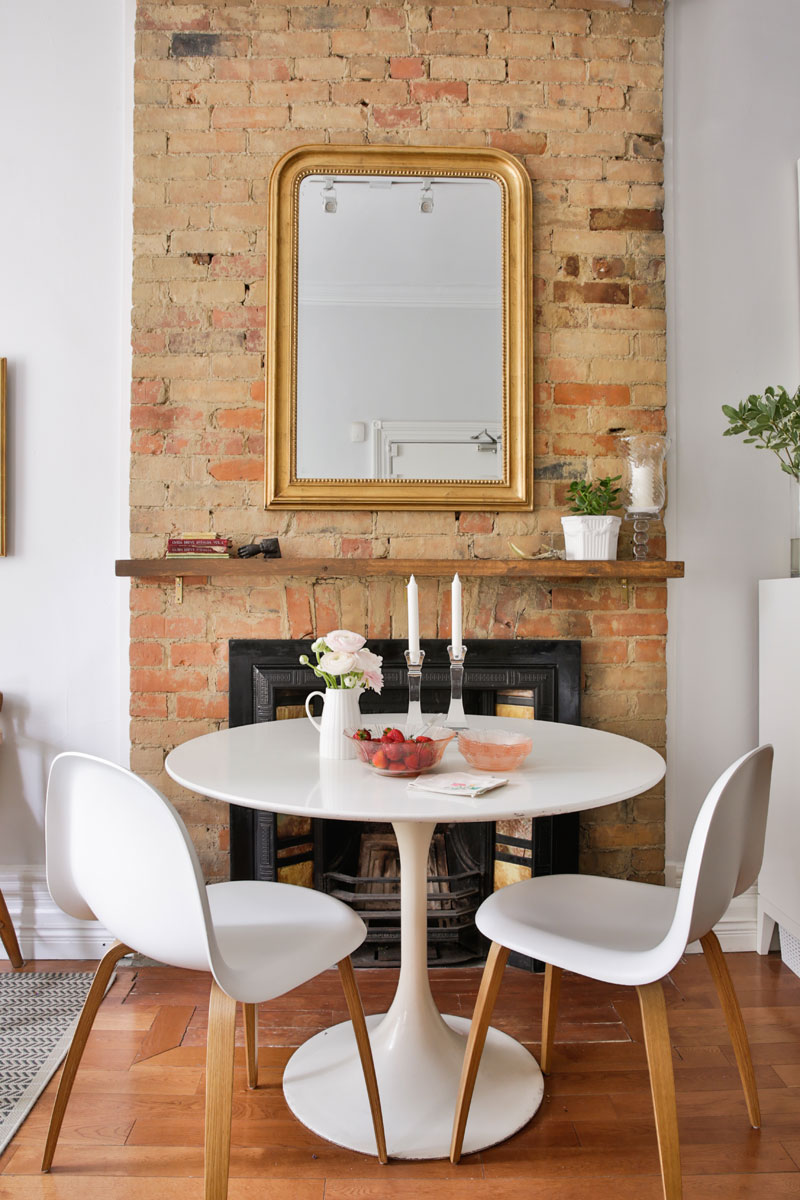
[299,630,384,693]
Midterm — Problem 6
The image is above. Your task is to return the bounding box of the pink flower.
[325,629,367,654]
[355,648,383,694]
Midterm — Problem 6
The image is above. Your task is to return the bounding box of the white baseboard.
[0,866,113,960]
[666,860,759,953]
[1,860,761,962]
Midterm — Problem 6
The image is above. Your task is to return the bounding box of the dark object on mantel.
[237,537,281,559]
[228,637,580,971]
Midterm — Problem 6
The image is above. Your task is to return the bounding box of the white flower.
[325,629,366,654]
[355,648,383,694]
[318,650,360,676]
[311,637,328,654]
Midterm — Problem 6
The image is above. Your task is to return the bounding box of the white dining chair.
[450,744,773,1200]
[41,752,387,1197]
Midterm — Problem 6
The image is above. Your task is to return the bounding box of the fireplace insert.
[228,638,580,966]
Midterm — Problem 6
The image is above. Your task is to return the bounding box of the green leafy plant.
[722,385,800,479]
[566,475,623,516]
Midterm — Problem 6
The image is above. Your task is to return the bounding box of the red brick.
[372,106,421,128]
[176,694,229,719]
[130,693,169,719]
[553,280,630,305]
[208,459,262,481]
[130,642,164,667]
[633,639,666,663]
[286,586,313,639]
[131,668,209,693]
[592,613,669,637]
[390,57,425,79]
[410,81,467,103]
[170,642,217,667]
[341,538,375,558]
[554,383,630,406]
[589,208,664,232]
[131,614,166,638]
[216,407,263,430]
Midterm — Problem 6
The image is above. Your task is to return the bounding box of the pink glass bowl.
[344,724,455,777]
[457,728,533,772]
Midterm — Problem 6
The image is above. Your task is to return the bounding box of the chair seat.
[477,874,681,987]
[207,880,366,1004]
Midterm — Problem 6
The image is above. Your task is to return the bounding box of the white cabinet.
[758,579,800,953]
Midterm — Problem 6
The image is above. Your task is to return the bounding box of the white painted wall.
[665,1,800,889]
[0,1,132,954]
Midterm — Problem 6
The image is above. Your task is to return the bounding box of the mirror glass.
[295,174,503,481]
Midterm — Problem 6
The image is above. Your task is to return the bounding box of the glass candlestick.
[620,434,669,561]
[629,511,654,560]
[404,648,425,737]
[620,434,669,512]
[445,645,468,730]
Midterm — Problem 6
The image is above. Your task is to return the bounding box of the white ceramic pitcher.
[305,687,362,759]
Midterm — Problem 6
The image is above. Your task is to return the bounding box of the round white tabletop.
[166,714,665,1161]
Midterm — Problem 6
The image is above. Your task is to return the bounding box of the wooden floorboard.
[2,953,800,1198]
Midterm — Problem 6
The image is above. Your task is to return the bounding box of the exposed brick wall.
[131,0,667,884]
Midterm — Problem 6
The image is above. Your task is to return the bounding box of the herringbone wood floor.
[1,952,800,1198]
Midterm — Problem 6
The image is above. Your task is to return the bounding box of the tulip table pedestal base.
[283,820,544,1159]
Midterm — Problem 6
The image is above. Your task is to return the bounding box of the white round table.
[166,714,664,1160]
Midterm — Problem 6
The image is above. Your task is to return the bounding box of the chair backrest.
[668,745,773,953]
[46,752,217,973]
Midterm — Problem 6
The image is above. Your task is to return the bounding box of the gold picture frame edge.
[265,143,533,512]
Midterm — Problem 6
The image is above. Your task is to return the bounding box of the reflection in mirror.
[295,174,503,481]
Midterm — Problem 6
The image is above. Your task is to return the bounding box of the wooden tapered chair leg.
[540,963,562,1075]
[700,930,760,1128]
[450,941,510,1164]
[0,886,24,969]
[337,957,387,1164]
[42,939,131,1171]
[242,1003,258,1090]
[205,980,237,1200]
[638,980,682,1200]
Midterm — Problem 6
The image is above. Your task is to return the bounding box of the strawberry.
[418,745,435,768]
[353,728,372,741]
[371,749,388,770]
[403,750,420,771]
[414,735,433,743]
[389,761,406,773]
[384,742,405,761]
[383,726,405,742]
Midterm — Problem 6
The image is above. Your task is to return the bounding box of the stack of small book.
[165,532,232,559]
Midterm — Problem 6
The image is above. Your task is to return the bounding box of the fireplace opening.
[228,638,580,967]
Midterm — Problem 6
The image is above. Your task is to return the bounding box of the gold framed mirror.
[265,144,533,511]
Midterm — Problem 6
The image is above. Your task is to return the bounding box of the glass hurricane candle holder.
[620,435,670,559]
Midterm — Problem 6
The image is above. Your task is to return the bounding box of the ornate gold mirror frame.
[265,144,533,511]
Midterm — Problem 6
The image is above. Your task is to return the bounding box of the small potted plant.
[722,386,800,573]
[561,475,623,560]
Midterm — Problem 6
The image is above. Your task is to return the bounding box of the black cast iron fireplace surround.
[228,638,581,967]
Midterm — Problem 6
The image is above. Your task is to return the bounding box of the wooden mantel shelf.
[116,558,684,581]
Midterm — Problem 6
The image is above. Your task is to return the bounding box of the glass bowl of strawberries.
[344,724,455,776]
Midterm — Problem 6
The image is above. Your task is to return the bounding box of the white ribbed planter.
[561,514,621,561]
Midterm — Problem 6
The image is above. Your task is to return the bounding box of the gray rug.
[0,971,96,1155]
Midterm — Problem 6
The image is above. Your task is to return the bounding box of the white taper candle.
[451,573,462,657]
[407,575,420,663]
